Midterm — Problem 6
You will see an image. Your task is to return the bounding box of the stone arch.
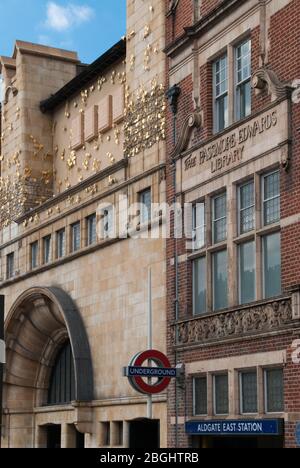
[4,286,94,412]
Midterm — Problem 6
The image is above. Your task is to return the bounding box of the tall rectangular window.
[71,222,81,253]
[87,214,97,246]
[214,374,229,415]
[265,368,284,413]
[56,229,66,259]
[139,188,152,224]
[102,206,114,239]
[31,241,39,269]
[43,235,52,265]
[239,181,255,234]
[213,55,228,133]
[239,241,255,305]
[193,203,206,250]
[240,371,258,414]
[193,257,207,315]
[263,171,280,226]
[212,193,227,244]
[194,377,208,416]
[213,250,228,311]
[235,39,251,120]
[6,252,14,279]
[263,232,281,299]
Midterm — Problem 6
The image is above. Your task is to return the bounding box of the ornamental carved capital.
[251,66,293,101]
[171,111,202,159]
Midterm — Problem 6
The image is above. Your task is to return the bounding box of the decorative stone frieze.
[174,298,293,347]
[252,66,294,101]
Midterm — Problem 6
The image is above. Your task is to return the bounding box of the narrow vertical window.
[263,232,281,299]
[235,39,251,120]
[263,171,280,226]
[212,193,227,244]
[213,55,228,132]
[240,371,258,414]
[194,377,208,416]
[139,188,152,225]
[71,222,81,253]
[265,368,284,413]
[213,250,228,311]
[87,214,97,246]
[214,374,229,415]
[56,229,66,259]
[6,252,14,279]
[43,235,52,265]
[239,241,256,305]
[193,257,207,315]
[239,181,255,234]
[31,241,39,269]
[193,203,206,250]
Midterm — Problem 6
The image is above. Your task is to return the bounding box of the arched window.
[47,341,76,406]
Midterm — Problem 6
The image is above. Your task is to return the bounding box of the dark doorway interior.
[76,429,85,448]
[46,425,61,449]
[129,419,160,449]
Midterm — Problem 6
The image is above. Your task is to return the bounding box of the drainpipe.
[0,295,5,449]
[166,84,181,447]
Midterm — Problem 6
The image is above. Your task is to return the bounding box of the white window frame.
[264,367,284,414]
[193,376,208,416]
[213,373,229,416]
[213,55,228,133]
[238,180,255,236]
[239,370,258,415]
[235,39,252,120]
[261,170,280,227]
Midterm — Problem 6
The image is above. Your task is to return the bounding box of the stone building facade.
[165,0,300,448]
[0,0,168,448]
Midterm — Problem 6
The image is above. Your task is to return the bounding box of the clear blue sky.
[0,0,126,63]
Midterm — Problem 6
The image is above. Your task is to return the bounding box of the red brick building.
[165,0,300,448]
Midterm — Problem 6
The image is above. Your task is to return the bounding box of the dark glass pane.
[194,377,208,415]
[48,341,75,406]
[266,369,284,413]
[215,374,229,415]
[241,372,258,413]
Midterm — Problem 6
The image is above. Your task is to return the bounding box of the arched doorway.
[2,287,94,448]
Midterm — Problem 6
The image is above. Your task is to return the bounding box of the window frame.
[30,241,39,270]
[139,188,152,225]
[212,192,227,245]
[238,240,256,305]
[213,54,229,133]
[193,375,208,416]
[264,367,284,414]
[235,38,252,121]
[238,180,255,236]
[192,256,207,316]
[262,170,280,227]
[262,231,281,300]
[192,202,206,251]
[71,222,81,253]
[86,213,97,246]
[56,228,66,259]
[43,235,52,265]
[239,369,258,415]
[6,252,15,279]
[213,373,229,416]
[212,249,228,312]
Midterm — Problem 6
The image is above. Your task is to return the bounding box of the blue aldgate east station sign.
[186,420,283,436]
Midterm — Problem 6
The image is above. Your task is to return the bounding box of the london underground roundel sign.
[124,350,177,395]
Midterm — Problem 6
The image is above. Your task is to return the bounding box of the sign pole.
[0,295,4,449]
[147,268,153,419]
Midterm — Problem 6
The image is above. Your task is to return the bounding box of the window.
[214,374,229,415]
[47,341,75,406]
[6,252,14,279]
[212,193,227,244]
[213,250,228,311]
[31,241,39,269]
[100,422,111,447]
[103,206,114,239]
[87,214,97,246]
[193,257,207,315]
[239,181,255,234]
[43,235,51,265]
[213,55,228,133]
[240,371,258,414]
[265,368,284,413]
[56,229,66,259]
[193,203,205,250]
[263,171,280,226]
[194,377,208,416]
[235,39,251,120]
[71,222,81,252]
[263,232,281,299]
[139,188,152,224]
[113,422,123,446]
[239,241,255,305]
